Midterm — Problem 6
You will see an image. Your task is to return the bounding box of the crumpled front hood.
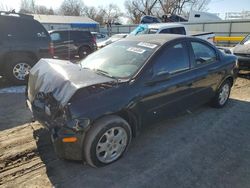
[28,58,115,106]
[233,44,250,54]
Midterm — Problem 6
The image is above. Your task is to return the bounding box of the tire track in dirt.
[0,123,52,187]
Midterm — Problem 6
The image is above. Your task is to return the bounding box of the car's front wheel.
[79,46,91,59]
[211,80,232,108]
[83,115,132,167]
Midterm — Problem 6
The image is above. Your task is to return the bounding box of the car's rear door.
[187,39,224,105]
[51,31,73,58]
[140,40,199,123]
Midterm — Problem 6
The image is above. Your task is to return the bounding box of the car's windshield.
[130,24,158,35]
[80,41,158,79]
[241,34,250,45]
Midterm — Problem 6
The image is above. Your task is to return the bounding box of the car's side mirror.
[145,71,171,86]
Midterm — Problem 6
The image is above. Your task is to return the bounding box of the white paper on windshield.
[138,42,157,49]
[127,47,146,54]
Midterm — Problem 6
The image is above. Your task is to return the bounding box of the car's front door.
[139,41,199,124]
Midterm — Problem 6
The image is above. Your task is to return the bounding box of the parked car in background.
[97,33,127,48]
[27,34,238,167]
[49,30,97,59]
[232,34,250,70]
[0,11,52,84]
[140,15,162,24]
[129,23,215,44]
[91,32,109,43]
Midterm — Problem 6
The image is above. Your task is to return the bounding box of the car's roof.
[124,34,188,46]
[112,33,128,36]
[146,23,185,29]
[49,29,90,33]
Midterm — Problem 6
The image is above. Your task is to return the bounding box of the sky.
[1,0,250,15]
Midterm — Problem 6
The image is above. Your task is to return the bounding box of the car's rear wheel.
[211,80,231,108]
[5,56,34,85]
[79,46,91,59]
[83,115,132,167]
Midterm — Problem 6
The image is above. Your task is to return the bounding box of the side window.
[171,27,186,35]
[159,29,171,34]
[153,42,190,75]
[60,31,70,41]
[97,34,105,39]
[50,33,61,41]
[191,41,217,65]
[159,27,186,35]
[70,31,81,40]
[149,29,158,34]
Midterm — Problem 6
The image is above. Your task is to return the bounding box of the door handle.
[177,82,193,87]
[208,68,217,72]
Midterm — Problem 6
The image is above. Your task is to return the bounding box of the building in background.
[32,14,99,31]
[225,11,250,20]
[214,11,250,20]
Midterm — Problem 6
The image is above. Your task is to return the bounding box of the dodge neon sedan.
[27,34,238,167]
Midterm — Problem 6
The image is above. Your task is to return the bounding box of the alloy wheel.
[96,127,128,163]
[13,62,31,81]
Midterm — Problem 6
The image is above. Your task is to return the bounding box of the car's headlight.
[66,118,90,132]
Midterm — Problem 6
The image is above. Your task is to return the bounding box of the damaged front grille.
[33,92,65,122]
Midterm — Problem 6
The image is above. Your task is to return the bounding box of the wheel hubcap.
[13,62,31,80]
[219,84,230,105]
[96,127,128,163]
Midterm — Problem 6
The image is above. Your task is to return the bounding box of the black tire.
[5,56,34,85]
[83,115,132,168]
[211,80,232,108]
[78,46,91,59]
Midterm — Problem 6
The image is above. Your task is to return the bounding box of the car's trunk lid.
[233,43,250,55]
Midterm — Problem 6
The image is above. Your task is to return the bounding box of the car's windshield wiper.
[93,69,117,80]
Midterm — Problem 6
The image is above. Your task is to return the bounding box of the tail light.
[49,42,55,57]
[92,36,97,45]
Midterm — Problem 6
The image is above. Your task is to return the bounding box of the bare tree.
[124,0,144,24]
[0,3,12,11]
[131,0,158,15]
[35,5,54,14]
[82,6,97,20]
[19,0,36,14]
[101,4,123,23]
[189,0,211,12]
[82,4,122,25]
[59,0,84,16]
[82,6,105,24]
[125,0,211,23]
[159,0,193,15]
[124,0,158,24]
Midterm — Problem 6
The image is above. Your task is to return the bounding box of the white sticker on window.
[127,47,146,54]
[138,42,157,49]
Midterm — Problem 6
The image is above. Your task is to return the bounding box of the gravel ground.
[0,75,250,188]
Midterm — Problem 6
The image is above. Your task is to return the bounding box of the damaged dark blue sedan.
[27,34,238,167]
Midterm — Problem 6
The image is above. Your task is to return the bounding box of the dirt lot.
[0,74,250,188]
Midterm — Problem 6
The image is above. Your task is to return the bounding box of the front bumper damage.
[27,97,87,161]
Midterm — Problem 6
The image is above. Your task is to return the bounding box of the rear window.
[1,16,48,40]
[241,34,250,45]
[159,27,186,35]
[70,31,92,40]
[50,30,92,41]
